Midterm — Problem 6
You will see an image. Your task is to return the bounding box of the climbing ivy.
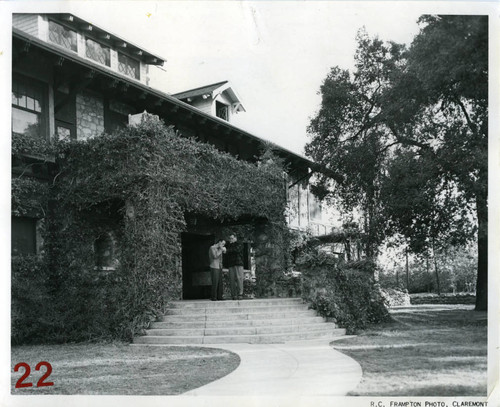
[13,116,290,343]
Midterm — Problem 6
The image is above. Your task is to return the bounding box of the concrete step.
[169,298,303,309]
[158,309,318,322]
[150,316,326,329]
[134,297,346,345]
[165,304,308,315]
[134,328,346,345]
[146,322,337,337]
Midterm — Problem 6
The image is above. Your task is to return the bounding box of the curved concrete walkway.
[184,338,362,396]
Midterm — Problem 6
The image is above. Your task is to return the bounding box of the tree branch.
[386,123,432,151]
[453,96,478,135]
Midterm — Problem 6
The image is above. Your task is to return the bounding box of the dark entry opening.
[182,232,214,299]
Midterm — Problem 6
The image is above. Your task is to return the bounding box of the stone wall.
[76,92,104,140]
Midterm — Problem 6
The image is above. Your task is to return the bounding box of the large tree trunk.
[405,249,410,290]
[475,192,488,311]
[426,254,432,292]
[432,239,441,295]
[433,257,441,295]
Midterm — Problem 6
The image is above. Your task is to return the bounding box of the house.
[11,13,332,300]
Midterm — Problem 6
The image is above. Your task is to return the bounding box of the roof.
[172,81,229,100]
[13,28,315,170]
[47,13,165,66]
[173,81,246,113]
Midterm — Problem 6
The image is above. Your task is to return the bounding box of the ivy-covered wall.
[12,117,291,343]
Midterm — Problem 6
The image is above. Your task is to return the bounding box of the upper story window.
[118,53,140,80]
[85,38,110,66]
[12,75,46,139]
[48,20,77,52]
[216,101,229,121]
[309,195,322,221]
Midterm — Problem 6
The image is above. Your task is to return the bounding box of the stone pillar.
[76,91,104,140]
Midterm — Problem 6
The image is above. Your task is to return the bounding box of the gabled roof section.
[172,81,228,100]
[49,13,165,66]
[173,81,246,113]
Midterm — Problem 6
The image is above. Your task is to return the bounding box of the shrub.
[410,293,476,305]
[11,255,58,344]
[298,250,390,334]
[380,287,411,307]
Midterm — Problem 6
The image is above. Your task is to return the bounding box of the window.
[12,75,45,139]
[309,194,322,221]
[54,90,76,140]
[55,122,75,141]
[48,20,77,52]
[216,101,229,121]
[287,184,300,228]
[85,38,110,66]
[104,109,127,134]
[118,53,140,80]
[12,217,37,255]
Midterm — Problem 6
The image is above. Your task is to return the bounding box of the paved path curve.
[184,338,362,397]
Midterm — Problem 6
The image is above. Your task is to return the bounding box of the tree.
[306,29,401,258]
[306,16,487,310]
[384,15,488,310]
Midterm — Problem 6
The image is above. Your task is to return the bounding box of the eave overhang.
[13,28,315,172]
[49,13,165,66]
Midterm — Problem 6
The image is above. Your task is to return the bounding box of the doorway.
[181,232,214,299]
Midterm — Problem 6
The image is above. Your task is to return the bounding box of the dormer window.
[216,101,229,121]
[48,20,77,52]
[85,38,110,66]
[118,53,140,80]
[172,81,245,123]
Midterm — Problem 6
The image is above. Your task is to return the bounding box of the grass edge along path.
[331,304,487,397]
[11,343,240,395]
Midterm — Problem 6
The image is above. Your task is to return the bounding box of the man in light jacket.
[209,239,226,301]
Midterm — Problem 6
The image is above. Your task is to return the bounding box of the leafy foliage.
[11,177,50,218]
[298,249,390,334]
[11,131,56,158]
[380,150,475,254]
[11,255,56,344]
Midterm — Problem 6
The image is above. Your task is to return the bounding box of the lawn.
[11,342,240,395]
[331,304,487,396]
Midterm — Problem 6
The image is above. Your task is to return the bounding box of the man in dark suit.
[225,233,244,300]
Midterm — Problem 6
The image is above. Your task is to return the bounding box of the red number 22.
[14,361,54,388]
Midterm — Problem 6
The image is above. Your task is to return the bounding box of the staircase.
[134,298,345,345]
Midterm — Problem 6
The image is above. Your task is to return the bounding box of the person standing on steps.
[225,233,244,300]
[209,239,226,301]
